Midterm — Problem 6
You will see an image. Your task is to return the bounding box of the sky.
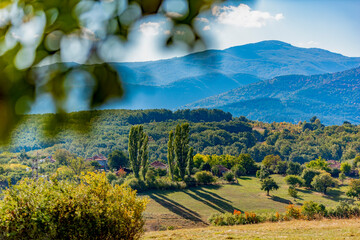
[119,0,360,62]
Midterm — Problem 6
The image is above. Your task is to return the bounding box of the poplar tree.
[174,123,190,180]
[187,147,194,177]
[167,130,175,181]
[140,135,149,181]
[128,125,149,180]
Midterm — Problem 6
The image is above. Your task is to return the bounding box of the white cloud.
[203,25,211,31]
[139,22,162,36]
[197,17,209,23]
[212,4,284,28]
[297,40,320,48]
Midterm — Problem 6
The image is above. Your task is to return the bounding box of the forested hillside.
[1,109,360,164]
[187,67,360,125]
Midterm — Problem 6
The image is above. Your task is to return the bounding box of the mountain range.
[31,40,360,124]
[102,41,360,112]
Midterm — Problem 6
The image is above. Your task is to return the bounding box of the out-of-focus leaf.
[87,63,123,108]
[0,0,227,141]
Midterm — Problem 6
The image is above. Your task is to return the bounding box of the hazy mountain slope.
[114,40,360,86]
[186,67,360,125]
[102,73,261,110]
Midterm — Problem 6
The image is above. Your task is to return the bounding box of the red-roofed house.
[150,161,168,170]
[217,165,230,175]
[86,154,108,170]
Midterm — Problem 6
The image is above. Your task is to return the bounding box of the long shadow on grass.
[148,193,206,224]
[183,188,242,213]
[271,196,292,204]
[323,189,354,203]
[200,188,232,203]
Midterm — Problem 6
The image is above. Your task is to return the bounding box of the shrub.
[346,179,360,200]
[327,201,360,219]
[194,171,215,184]
[284,175,303,187]
[285,204,301,219]
[223,171,235,182]
[106,172,117,183]
[288,186,298,198]
[340,162,351,176]
[124,177,148,192]
[231,164,246,177]
[208,211,261,226]
[301,201,326,220]
[211,165,220,176]
[0,173,148,239]
[200,162,211,171]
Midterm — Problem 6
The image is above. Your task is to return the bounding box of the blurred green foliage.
[0,0,224,141]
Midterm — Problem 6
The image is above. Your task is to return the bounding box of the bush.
[327,201,360,219]
[184,176,197,187]
[124,176,186,192]
[124,177,148,192]
[285,204,301,219]
[208,211,261,226]
[284,175,303,187]
[288,186,298,198]
[0,173,148,239]
[106,172,117,183]
[301,201,326,220]
[223,171,235,182]
[231,164,246,177]
[211,165,220,176]
[194,171,215,184]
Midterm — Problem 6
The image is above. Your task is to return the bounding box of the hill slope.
[186,67,360,125]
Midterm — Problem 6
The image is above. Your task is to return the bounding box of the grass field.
[142,175,355,230]
[143,218,360,239]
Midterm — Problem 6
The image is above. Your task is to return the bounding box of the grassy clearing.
[143,218,360,239]
[142,175,355,230]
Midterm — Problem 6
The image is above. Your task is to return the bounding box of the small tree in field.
[346,179,360,200]
[285,175,303,188]
[261,177,279,196]
[301,168,320,188]
[288,186,298,199]
[340,162,351,176]
[339,172,346,184]
[311,172,337,194]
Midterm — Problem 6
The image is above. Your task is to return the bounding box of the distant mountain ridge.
[185,67,360,125]
[115,40,360,86]
[31,40,360,115]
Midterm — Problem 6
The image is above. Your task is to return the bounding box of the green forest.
[2,108,359,164]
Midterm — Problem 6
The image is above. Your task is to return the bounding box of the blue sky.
[120,0,360,62]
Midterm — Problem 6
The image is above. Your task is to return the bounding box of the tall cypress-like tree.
[174,123,190,180]
[187,147,194,177]
[128,125,149,179]
[167,130,175,181]
[140,135,149,181]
